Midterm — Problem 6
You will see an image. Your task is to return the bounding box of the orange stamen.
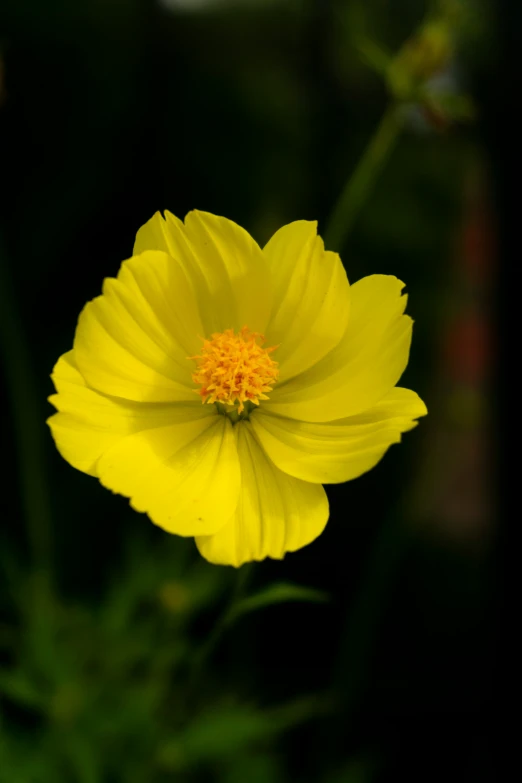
[189,326,279,413]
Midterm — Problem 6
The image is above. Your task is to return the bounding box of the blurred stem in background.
[325,0,470,254]
[0,235,54,599]
[324,102,403,253]
[188,562,254,695]
[321,103,406,731]
[322,0,472,733]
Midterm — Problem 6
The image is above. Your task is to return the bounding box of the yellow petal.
[48,351,132,475]
[48,353,239,536]
[97,413,240,537]
[251,387,427,484]
[73,250,203,402]
[266,275,412,421]
[263,221,350,381]
[195,423,329,567]
[134,210,272,335]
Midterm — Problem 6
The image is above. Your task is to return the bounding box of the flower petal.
[266,275,413,421]
[97,414,240,537]
[74,250,203,402]
[48,352,239,536]
[134,210,272,335]
[48,351,215,476]
[251,387,427,484]
[263,221,350,381]
[195,422,329,567]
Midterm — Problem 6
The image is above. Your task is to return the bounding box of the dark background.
[0,1,497,781]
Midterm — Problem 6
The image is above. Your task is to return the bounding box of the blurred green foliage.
[0,535,336,782]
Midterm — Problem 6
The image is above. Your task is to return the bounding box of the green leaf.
[165,692,332,770]
[424,90,476,121]
[0,670,46,710]
[158,705,274,770]
[183,705,272,759]
[225,581,329,625]
[357,38,392,76]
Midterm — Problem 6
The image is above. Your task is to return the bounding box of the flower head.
[190,326,279,413]
[47,210,427,566]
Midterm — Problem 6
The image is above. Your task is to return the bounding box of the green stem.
[188,563,254,690]
[0,235,53,593]
[323,103,403,252]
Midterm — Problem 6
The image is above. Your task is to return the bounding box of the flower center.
[189,326,279,415]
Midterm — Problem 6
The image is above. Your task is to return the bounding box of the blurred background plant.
[0,0,495,781]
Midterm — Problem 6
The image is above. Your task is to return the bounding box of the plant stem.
[320,102,409,749]
[188,563,254,690]
[323,103,403,252]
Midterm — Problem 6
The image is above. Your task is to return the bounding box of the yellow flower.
[47,211,427,567]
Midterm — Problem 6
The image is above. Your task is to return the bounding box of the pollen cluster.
[190,326,279,414]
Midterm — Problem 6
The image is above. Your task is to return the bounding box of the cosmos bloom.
[48,211,426,567]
